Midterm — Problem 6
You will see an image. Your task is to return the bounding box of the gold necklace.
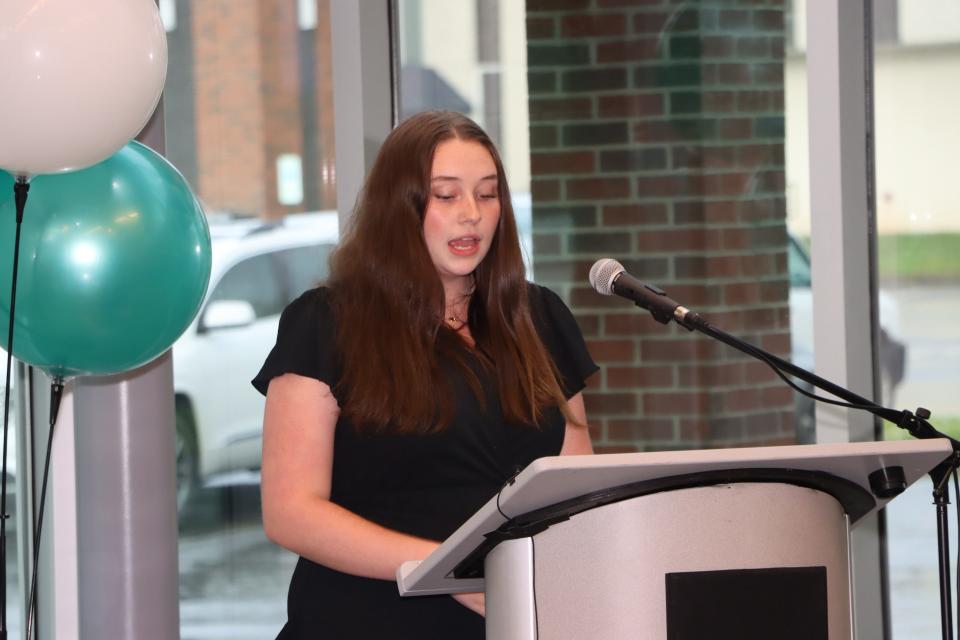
[444,283,474,329]
[445,311,467,328]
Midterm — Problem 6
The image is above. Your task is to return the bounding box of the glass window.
[276,244,335,298]
[398,0,810,450]
[872,3,960,637]
[161,0,338,635]
[208,255,286,319]
[787,235,811,288]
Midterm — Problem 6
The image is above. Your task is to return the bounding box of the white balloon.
[0,0,168,177]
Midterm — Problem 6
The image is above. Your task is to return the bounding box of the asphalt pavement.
[179,485,293,640]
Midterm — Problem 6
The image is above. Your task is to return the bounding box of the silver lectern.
[397,439,951,640]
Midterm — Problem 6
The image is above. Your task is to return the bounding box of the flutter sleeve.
[529,284,599,398]
[251,287,339,396]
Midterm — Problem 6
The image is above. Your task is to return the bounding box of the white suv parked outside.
[171,212,339,509]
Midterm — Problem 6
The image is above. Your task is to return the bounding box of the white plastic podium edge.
[397,439,952,597]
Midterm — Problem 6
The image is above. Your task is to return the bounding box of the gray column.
[806,3,885,638]
[807,1,877,443]
[25,366,175,640]
[330,0,394,233]
[73,353,179,640]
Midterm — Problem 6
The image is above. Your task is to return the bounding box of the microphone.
[589,258,699,328]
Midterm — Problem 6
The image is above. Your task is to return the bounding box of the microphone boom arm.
[675,308,949,444]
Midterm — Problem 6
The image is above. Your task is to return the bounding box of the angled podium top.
[397,439,952,596]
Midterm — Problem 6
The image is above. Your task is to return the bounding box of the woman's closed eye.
[431,189,497,202]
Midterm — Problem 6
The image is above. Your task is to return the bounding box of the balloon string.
[0,177,28,639]
[24,377,62,640]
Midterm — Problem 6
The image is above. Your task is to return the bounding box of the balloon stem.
[13,178,29,224]
[50,378,64,427]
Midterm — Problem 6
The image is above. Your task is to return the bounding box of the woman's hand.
[452,591,485,617]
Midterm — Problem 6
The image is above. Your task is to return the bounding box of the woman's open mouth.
[448,236,480,256]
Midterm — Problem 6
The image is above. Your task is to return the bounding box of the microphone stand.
[634,293,960,640]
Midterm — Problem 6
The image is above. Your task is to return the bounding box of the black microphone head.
[589,258,624,295]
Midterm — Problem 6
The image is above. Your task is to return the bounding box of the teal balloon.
[0,142,211,378]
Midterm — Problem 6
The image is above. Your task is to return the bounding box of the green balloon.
[0,142,211,378]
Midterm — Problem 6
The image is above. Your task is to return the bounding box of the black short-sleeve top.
[252,283,597,639]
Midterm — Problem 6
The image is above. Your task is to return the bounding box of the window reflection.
[872,2,960,638]
[162,1,338,636]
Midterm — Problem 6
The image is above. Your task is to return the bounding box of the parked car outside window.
[788,234,907,441]
[171,212,338,509]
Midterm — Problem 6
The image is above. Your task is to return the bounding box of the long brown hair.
[328,110,572,434]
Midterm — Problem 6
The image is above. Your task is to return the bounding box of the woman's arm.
[260,373,439,581]
[558,392,593,456]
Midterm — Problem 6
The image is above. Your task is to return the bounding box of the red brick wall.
[191,0,336,218]
[258,0,305,220]
[193,0,267,216]
[526,0,795,452]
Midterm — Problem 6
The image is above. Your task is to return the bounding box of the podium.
[397,439,952,639]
